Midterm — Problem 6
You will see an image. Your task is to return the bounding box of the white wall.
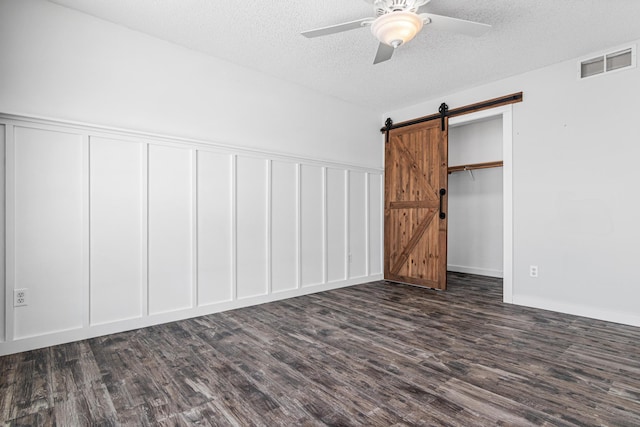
[0,0,384,355]
[0,0,381,169]
[386,41,640,326]
[448,117,503,278]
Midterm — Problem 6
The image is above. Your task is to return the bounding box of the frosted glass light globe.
[371,11,424,48]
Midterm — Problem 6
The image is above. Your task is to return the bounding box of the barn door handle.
[439,188,446,219]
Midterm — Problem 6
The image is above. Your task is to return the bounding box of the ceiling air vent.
[579,45,636,79]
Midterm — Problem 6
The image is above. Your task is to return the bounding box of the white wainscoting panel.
[368,173,383,275]
[13,126,84,338]
[197,151,233,306]
[0,125,5,342]
[326,168,347,283]
[271,160,298,293]
[300,165,324,287]
[89,137,144,325]
[236,156,268,299]
[349,171,367,278]
[148,144,194,315]
[0,113,383,356]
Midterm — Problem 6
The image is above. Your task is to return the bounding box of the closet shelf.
[448,160,503,174]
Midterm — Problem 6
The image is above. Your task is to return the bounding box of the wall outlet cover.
[14,288,28,307]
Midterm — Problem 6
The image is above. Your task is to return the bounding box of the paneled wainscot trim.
[0,113,383,356]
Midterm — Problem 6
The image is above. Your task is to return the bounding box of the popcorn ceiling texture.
[49,0,640,112]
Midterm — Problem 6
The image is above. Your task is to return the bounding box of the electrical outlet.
[14,288,28,307]
[529,265,539,278]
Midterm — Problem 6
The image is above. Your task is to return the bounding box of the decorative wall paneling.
[89,137,145,325]
[0,125,5,343]
[326,168,347,283]
[0,113,383,356]
[148,144,195,314]
[349,171,368,279]
[270,161,298,293]
[13,126,86,339]
[300,165,324,287]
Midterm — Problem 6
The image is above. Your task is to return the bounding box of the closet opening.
[448,105,513,302]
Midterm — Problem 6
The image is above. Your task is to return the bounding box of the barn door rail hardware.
[380,92,523,138]
[438,103,448,131]
[384,117,393,143]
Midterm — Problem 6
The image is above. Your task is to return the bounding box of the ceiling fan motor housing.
[366,0,430,16]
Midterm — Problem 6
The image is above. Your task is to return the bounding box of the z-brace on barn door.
[384,119,448,289]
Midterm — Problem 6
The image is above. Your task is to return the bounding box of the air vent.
[579,45,636,79]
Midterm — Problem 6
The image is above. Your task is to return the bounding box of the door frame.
[448,104,513,303]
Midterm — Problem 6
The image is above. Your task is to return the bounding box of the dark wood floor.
[2,272,640,426]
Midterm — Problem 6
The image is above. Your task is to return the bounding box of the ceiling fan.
[301,0,491,64]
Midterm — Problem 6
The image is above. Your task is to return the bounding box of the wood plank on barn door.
[384,119,448,289]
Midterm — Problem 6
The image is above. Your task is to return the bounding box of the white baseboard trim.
[512,295,640,327]
[0,275,382,356]
[447,264,503,278]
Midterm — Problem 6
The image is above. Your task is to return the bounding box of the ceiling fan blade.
[301,18,372,38]
[373,43,395,64]
[425,13,491,37]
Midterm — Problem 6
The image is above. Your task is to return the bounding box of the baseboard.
[512,295,640,327]
[447,264,503,278]
[0,275,382,356]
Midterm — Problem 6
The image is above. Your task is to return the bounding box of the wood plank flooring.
[2,272,640,426]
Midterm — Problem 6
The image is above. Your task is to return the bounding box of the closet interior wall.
[447,116,504,278]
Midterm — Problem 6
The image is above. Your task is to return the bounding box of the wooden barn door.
[384,119,448,289]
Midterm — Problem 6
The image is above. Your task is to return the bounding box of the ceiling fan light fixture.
[371,11,424,48]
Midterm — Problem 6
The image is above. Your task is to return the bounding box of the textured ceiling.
[49,0,640,113]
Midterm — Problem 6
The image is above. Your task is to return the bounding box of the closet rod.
[448,160,503,174]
